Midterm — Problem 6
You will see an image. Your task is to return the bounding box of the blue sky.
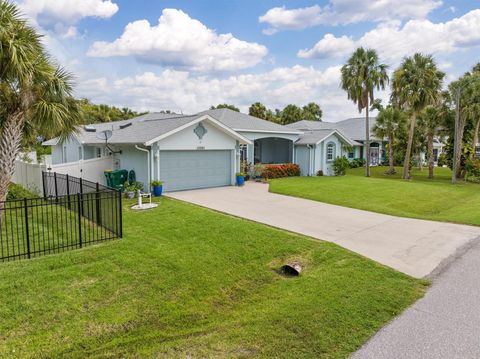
[15,0,480,121]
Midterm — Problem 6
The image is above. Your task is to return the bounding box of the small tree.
[280,104,303,125]
[373,106,407,175]
[302,102,323,121]
[248,102,268,119]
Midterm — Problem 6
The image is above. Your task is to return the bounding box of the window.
[476,146,480,159]
[433,149,439,162]
[326,142,335,162]
[62,146,67,163]
[96,148,102,158]
[78,146,83,160]
[239,144,247,162]
[348,151,354,159]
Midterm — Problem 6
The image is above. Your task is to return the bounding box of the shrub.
[437,153,447,167]
[151,180,163,187]
[235,172,245,177]
[349,158,365,169]
[465,159,480,182]
[332,156,350,176]
[261,163,301,179]
[316,170,324,176]
[7,183,37,200]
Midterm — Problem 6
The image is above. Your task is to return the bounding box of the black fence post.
[96,183,102,226]
[42,171,47,198]
[66,174,71,210]
[24,198,31,259]
[79,178,84,215]
[77,193,83,248]
[118,190,123,238]
[54,172,58,202]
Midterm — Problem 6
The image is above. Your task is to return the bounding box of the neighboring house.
[42,109,354,191]
[287,117,388,166]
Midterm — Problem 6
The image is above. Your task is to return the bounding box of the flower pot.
[236,175,245,186]
[153,185,163,197]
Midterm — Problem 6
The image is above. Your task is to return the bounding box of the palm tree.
[373,106,407,175]
[0,1,80,203]
[341,48,388,177]
[391,53,444,179]
[417,106,442,179]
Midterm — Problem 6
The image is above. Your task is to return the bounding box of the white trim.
[234,128,303,135]
[144,115,252,146]
[314,129,356,146]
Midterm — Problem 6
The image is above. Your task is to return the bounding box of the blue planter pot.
[236,175,245,186]
[153,185,163,197]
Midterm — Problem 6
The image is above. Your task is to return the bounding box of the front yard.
[0,197,426,358]
[270,166,480,226]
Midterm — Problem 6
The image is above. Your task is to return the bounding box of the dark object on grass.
[281,263,302,276]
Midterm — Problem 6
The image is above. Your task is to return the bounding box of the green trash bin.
[104,169,128,191]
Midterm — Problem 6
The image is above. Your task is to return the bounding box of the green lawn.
[0,198,426,358]
[269,166,480,226]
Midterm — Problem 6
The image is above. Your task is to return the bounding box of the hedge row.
[261,163,301,179]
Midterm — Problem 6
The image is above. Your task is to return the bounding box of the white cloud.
[87,9,268,72]
[298,10,480,63]
[259,0,442,34]
[16,0,118,37]
[77,65,358,121]
[298,34,355,58]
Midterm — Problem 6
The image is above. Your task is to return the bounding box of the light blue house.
[43,109,373,191]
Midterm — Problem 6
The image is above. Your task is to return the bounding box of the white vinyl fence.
[12,157,114,195]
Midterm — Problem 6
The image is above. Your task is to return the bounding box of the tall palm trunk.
[471,119,480,158]
[387,135,395,175]
[365,100,370,177]
[0,112,25,205]
[427,133,434,179]
[402,112,416,179]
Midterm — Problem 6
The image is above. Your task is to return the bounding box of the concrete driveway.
[167,183,480,278]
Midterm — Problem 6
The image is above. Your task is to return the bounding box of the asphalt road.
[352,237,480,359]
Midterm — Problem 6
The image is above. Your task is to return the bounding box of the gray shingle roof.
[287,117,381,141]
[43,109,300,146]
[295,130,337,145]
[201,108,301,133]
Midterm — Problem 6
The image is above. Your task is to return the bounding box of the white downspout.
[150,149,154,184]
[156,147,160,180]
[135,145,150,186]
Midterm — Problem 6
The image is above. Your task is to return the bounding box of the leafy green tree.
[302,102,323,121]
[0,1,80,203]
[280,104,303,125]
[78,99,142,124]
[210,104,240,112]
[248,102,268,119]
[391,53,444,179]
[341,47,389,177]
[373,106,407,175]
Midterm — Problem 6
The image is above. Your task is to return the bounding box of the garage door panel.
[160,150,232,192]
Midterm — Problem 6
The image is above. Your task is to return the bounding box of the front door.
[370,147,379,166]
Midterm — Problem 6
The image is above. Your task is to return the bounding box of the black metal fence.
[0,172,122,262]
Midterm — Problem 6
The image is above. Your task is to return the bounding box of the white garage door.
[160,150,232,192]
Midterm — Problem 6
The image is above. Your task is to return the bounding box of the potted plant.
[235,172,245,186]
[151,180,163,197]
[124,181,135,199]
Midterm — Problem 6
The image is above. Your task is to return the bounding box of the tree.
[341,47,388,177]
[78,99,142,124]
[451,72,480,181]
[248,102,268,119]
[302,102,323,121]
[0,1,80,203]
[280,104,303,125]
[373,106,407,175]
[210,104,239,112]
[391,53,444,179]
[417,106,442,179]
